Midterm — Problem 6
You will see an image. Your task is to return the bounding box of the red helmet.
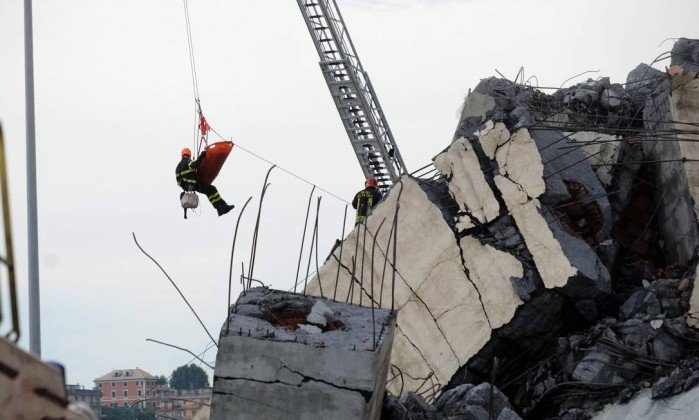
[181,148,192,158]
[365,177,378,188]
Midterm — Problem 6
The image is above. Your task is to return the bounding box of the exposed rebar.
[370,218,387,350]
[294,185,316,293]
[333,205,349,301]
[133,233,217,347]
[146,338,214,370]
[227,196,253,334]
[248,165,275,285]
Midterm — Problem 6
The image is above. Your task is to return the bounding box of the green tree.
[154,375,167,385]
[169,364,209,390]
[104,407,155,420]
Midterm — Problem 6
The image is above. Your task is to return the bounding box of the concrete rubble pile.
[303,38,699,419]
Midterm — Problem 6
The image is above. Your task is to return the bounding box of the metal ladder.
[296,0,407,191]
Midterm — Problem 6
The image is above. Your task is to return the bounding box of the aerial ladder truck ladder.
[296,0,407,192]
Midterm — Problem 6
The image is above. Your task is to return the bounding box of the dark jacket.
[352,186,382,223]
[175,152,206,190]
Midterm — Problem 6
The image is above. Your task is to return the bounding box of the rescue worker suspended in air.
[352,177,382,224]
[176,147,235,217]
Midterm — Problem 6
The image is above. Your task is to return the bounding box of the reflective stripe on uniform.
[178,168,196,177]
[208,192,221,204]
[355,191,375,223]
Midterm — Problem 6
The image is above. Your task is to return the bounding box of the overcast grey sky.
[0,0,697,387]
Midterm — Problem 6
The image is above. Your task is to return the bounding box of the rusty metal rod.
[146,338,214,370]
[248,165,275,286]
[359,219,368,306]
[314,197,324,298]
[333,205,349,301]
[133,233,217,347]
[370,218,387,350]
[0,125,19,341]
[227,196,252,334]
[294,185,316,293]
[304,197,323,296]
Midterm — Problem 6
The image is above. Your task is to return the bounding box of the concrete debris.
[672,37,699,73]
[306,300,334,327]
[383,383,522,420]
[593,387,699,420]
[218,38,699,420]
[211,288,396,419]
[298,324,322,334]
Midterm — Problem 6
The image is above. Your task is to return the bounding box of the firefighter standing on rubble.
[352,177,382,224]
[176,148,235,217]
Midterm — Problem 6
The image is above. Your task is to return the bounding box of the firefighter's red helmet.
[365,177,378,188]
[181,147,192,158]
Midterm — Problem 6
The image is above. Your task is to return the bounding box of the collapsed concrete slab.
[644,69,699,265]
[308,121,612,400]
[211,288,395,420]
[592,387,699,420]
[303,37,699,419]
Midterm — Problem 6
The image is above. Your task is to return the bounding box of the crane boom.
[296,0,407,191]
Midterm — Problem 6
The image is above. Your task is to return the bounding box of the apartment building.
[94,368,156,408]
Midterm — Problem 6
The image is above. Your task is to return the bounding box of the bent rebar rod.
[333,204,349,301]
[391,180,405,311]
[303,197,323,296]
[313,197,323,297]
[248,182,271,289]
[370,218,387,350]
[248,165,275,285]
[359,220,368,306]
[347,223,362,304]
[227,196,253,334]
[146,338,214,370]
[294,185,316,293]
[133,233,217,347]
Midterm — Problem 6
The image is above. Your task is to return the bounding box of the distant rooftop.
[94,368,155,382]
[66,384,102,396]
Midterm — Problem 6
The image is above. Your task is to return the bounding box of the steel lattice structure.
[297,0,407,191]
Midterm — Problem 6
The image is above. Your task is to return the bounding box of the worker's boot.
[216,201,235,217]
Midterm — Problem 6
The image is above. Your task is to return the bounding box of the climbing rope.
[179,0,349,205]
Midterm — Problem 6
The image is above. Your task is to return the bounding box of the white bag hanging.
[181,191,199,209]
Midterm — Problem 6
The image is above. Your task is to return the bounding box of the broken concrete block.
[212,288,396,420]
[566,131,620,186]
[495,128,545,199]
[671,38,699,73]
[455,91,497,138]
[307,177,498,397]
[298,324,322,334]
[688,270,699,329]
[311,300,333,317]
[644,71,699,264]
[434,136,501,226]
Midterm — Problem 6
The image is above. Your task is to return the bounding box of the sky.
[0,0,697,387]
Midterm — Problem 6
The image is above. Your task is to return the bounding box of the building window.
[111,391,116,398]
[111,382,115,387]
[98,383,102,388]
[123,390,128,397]
[124,402,128,407]
[138,390,142,397]
[123,381,128,387]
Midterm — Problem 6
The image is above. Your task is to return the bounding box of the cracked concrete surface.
[688,270,699,329]
[307,117,612,399]
[495,128,545,200]
[212,289,395,419]
[566,131,620,186]
[434,137,500,226]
